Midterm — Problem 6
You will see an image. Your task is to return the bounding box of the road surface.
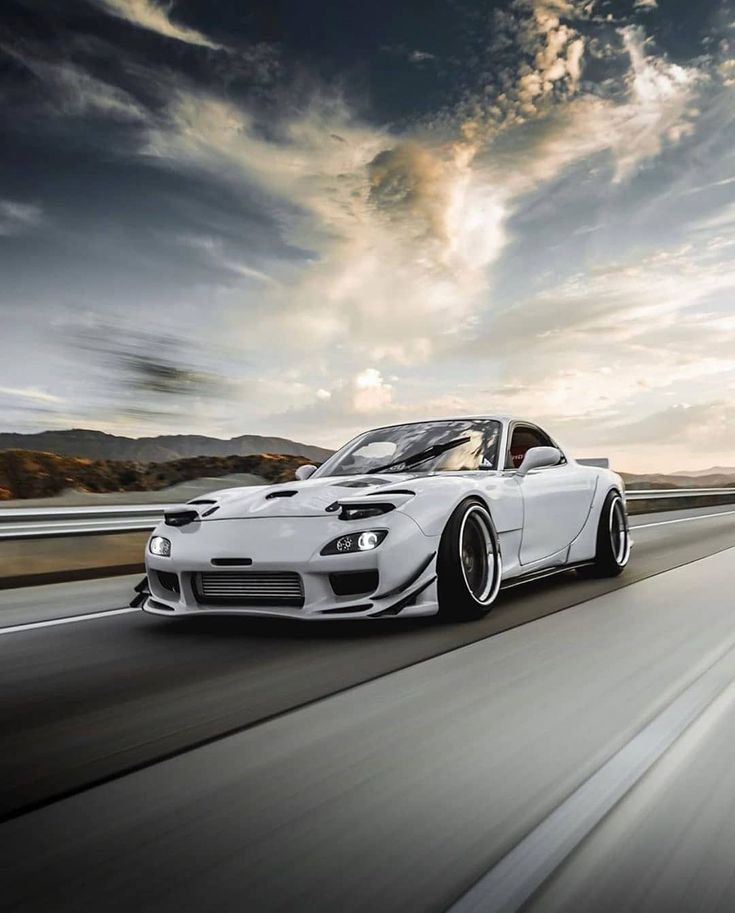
[1,503,735,912]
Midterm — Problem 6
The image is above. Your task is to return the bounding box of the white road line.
[631,508,735,530]
[448,633,735,913]
[0,607,138,636]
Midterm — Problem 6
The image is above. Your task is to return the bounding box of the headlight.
[149,536,171,557]
[320,529,388,556]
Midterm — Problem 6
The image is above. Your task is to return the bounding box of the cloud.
[1,45,147,120]
[352,369,394,413]
[448,232,735,470]
[634,0,658,9]
[454,0,590,131]
[71,326,229,422]
[0,386,63,404]
[478,24,702,193]
[0,200,43,237]
[408,50,436,63]
[594,400,735,472]
[2,0,729,469]
[121,8,716,456]
[177,235,278,286]
[91,0,221,49]
[367,143,451,242]
[614,27,700,179]
[144,89,508,363]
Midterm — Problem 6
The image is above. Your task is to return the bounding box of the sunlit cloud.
[0,386,63,404]
[91,0,221,49]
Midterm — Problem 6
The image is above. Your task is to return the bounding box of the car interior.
[506,425,560,470]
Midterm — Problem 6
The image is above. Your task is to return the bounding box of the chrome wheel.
[458,505,501,604]
[609,495,630,567]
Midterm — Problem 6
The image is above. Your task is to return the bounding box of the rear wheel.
[437,499,502,621]
[578,490,630,579]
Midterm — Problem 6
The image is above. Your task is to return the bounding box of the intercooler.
[193,571,305,607]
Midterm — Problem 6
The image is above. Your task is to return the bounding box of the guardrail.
[0,506,170,540]
[625,489,735,500]
[0,489,733,540]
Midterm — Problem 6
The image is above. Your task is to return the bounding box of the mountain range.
[672,466,735,477]
[0,450,314,501]
[0,429,332,464]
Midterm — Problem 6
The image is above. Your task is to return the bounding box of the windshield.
[314,419,502,478]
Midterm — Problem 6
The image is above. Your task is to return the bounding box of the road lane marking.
[447,633,735,913]
[631,508,735,530]
[0,607,138,636]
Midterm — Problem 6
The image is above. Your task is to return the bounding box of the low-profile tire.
[577,489,631,579]
[437,498,502,621]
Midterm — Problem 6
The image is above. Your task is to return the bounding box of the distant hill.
[622,471,735,490]
[671,466,735,478]
[0,450,316,500]
[0,429,332,464]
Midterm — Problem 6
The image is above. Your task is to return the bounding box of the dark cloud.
[72,326,229,419]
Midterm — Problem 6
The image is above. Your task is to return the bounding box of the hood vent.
[367,489,415,497]
[335,479,381,488]
[266,490,298,500]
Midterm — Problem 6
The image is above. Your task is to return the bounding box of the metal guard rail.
[0,489,733,541]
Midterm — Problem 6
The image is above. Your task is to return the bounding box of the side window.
[506,425,555,470]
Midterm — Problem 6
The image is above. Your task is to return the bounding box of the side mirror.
[295,464,318,481]
[516,446,561,477]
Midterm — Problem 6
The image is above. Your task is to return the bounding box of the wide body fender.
[398,474,523,538]
[566,469,626,565]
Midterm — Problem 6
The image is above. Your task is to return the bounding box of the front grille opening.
[329,570,379,598]
[320,604,373,615]
[155,570,180,594]
[194,572,304,608]
[211,558,253,567]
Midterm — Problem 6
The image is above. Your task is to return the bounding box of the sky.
[1,0,734,471]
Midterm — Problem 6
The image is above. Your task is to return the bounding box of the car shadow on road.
[140,612,432,642]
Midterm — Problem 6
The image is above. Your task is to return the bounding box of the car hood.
[194,474,419,520]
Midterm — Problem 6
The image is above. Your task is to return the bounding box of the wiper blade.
[367,436,471,474]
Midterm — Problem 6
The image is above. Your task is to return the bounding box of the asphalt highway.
[1,505,735,912]
[1,504,734,823]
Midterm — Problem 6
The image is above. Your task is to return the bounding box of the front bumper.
[141,513,439,619]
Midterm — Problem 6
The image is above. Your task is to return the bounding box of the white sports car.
[134,416,631,622]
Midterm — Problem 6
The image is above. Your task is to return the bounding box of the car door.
[506,423,596,565]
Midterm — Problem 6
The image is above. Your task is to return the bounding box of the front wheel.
[437,499,502,621]
[578,490,631,579]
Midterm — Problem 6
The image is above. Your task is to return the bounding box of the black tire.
[577,490,631,579]
[437,498,502,621]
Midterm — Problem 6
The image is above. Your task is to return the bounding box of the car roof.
[384,414,521,424]
[361,415,529,432]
